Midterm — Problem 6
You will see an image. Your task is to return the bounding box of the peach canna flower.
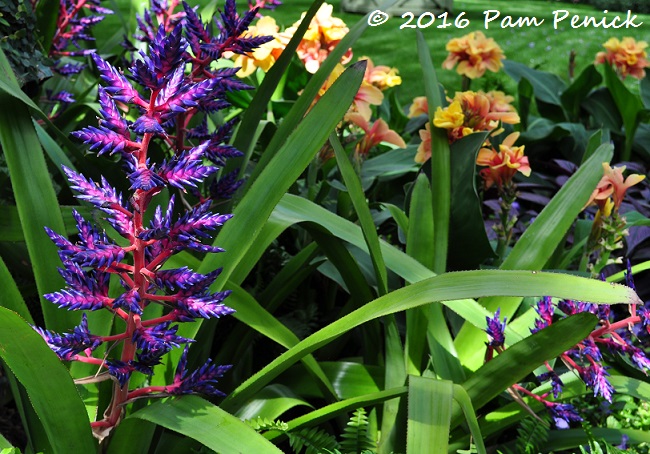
[347,112,406,157]
[415,122,432,164]
[476,132,531,189]
[314,63,383,121]
[584,163,646,213]
[595,37,649,80]
[408,96,428,118]
[442,31,505,79]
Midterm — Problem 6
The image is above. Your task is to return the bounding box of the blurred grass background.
[268,0,650,105]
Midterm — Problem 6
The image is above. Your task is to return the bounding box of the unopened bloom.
[485,308,506,348]
[477,132,531,189]
[283,3,351,73]
[347,112,406,157]
[584,162,645,213]
[362,56,401,90]
[595,37,649,80]
[442,31,505,79]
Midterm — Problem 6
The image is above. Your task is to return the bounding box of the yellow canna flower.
[433,101,464,129]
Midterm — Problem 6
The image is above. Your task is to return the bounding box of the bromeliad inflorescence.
[34,0,271,438]
[484,264,650,429]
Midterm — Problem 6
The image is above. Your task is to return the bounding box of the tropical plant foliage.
[1,0,650,453]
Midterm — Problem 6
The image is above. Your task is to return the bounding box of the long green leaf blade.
[417,31,450,274]
[0,307,96,453]
[331,132,388,295]
[407,376,453,454]
[127,396,283,453]
[221,270,637,411]
[0,49,76,333]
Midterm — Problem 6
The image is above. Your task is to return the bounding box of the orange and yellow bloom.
[283,3,352,73]
[431,90,519,144]
[595,37,649,80]
[442,31,505,79]
[231,16,287,77]
[476,132,531,189]
[584,163,646,213]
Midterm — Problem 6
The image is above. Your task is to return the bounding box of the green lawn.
[268,0,650,104]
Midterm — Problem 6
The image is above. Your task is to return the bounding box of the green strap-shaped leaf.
[0,49,76,333]
[0,255,34,323]
[452,385,486,454]
[221,270,637,411]
[266,387,408,439]
[417,31,450,274]
[407,376,453,454]
[0,307,96,453]
[454,142,614,371]
[603,62,646,161]
[331,132,388,296]
[235,384,313,421]
[127,395,283,454]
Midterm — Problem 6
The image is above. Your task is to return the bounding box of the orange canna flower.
[442,31,505,79]
[584,163,646,213]
[361,56,402,90]
[476,132,531,189]
[283,3,352,74]
[347,112,406,157]
[231,16,287,77]
[595,37,649,80]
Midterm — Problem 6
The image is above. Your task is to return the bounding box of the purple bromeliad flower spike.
[34,0,271,439]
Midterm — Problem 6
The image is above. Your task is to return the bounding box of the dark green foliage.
[339,408,375,454]
[0,0,51,87]
[288,427,340,454]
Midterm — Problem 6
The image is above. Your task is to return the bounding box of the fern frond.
[340,408,376,453]
[244,416,288,432]
[515,416,549,454]
[288,427,340,454]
